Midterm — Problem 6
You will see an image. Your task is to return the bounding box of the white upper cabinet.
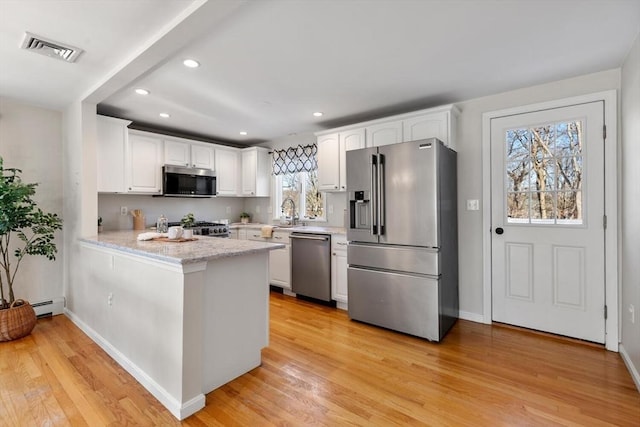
[402,108,458,149]
[164,139,215,170]
[163,140,190,166]
[215,146,240,196]
[317,133,340,191]
[191,144,215,170]
[96,115,131,193]
[339,128,365,191]
[366,121,403,147]
[241,147,270,197]
[317,128,365,192]
[127,131,163,194]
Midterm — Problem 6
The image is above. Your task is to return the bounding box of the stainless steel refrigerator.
[346,138,458,342]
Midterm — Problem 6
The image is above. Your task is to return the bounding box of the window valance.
[272,144,317,175]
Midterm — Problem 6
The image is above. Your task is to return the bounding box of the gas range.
[167,221,229,238]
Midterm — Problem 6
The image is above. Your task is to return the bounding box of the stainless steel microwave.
[162,165,216,197]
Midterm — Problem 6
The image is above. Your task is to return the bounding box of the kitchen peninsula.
[69,231,284,420]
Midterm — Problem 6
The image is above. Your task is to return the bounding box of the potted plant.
[240,212,251,224]
[181,212,195,238]
[97,216,103,233]
[0,157,63,341]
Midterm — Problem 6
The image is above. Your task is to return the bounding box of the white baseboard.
[619,344,640,392]
[459,310,484,324]
[64,308,205,420]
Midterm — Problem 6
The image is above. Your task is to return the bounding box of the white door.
[491,101,605,343]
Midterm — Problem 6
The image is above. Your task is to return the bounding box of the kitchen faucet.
[281,197,297,225]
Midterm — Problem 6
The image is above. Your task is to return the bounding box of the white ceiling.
[2,0,639,146]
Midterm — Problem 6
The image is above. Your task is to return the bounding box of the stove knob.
[213,228,219,234]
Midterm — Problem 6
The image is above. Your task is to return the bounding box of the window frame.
[271,171,327,222]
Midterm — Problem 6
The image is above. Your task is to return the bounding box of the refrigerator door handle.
[371,154,378,235]
[378,153,385,235]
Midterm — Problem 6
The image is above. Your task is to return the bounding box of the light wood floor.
[1,292,638,426]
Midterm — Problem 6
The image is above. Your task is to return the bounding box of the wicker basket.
[0,299,37,342]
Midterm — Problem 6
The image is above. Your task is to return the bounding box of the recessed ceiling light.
[183,59,200,68]
[239,131,248,136]
[159,113,170,118]
[135,88,150,95]
[313,112,323,117]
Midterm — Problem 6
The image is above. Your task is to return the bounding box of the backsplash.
[99,192,347,231]
[243,192,347,228]
[98,194,245,231]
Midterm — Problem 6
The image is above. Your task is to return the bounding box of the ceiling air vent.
[20,32,83,63]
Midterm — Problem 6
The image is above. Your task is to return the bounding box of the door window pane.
[505,120,584,225]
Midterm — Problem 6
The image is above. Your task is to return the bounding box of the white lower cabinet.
[331,234,348,307]
[269,232,291,289]
[241,229,291,290]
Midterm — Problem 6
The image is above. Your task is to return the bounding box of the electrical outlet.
[226,206,231,214]
[120,206,128,216]
[466,199,480,211]
[328,204,334,214]
[108,292,113,306]
[630,304,635,324]
[256,205,261,214]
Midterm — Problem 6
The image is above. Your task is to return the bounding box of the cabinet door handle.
[337,242,347,246]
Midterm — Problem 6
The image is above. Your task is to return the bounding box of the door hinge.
[603,215,607,229]
[603,125,607,140]
[604,305,608,319]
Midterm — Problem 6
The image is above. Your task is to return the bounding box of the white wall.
[620,33,640,389]
[451,69,621,318]
[0,97,64,303]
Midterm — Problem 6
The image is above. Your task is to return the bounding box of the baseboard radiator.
[31,297,65,318]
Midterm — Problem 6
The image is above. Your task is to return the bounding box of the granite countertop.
[81,231,284,265]
[230,223,346,235]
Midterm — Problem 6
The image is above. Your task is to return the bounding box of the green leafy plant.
[0,157,63,309]
[240,212,251,218]
[180,212,196,229]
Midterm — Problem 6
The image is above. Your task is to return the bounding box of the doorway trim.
[481,90,619,351]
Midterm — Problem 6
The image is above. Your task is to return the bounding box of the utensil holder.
[133,216,146,230]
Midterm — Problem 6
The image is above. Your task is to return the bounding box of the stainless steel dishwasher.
[290,232,331,301]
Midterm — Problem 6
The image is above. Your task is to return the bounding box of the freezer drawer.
[347,266,441,341]
[348,243,440,276]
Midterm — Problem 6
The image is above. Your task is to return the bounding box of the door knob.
[495,227,504,235]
